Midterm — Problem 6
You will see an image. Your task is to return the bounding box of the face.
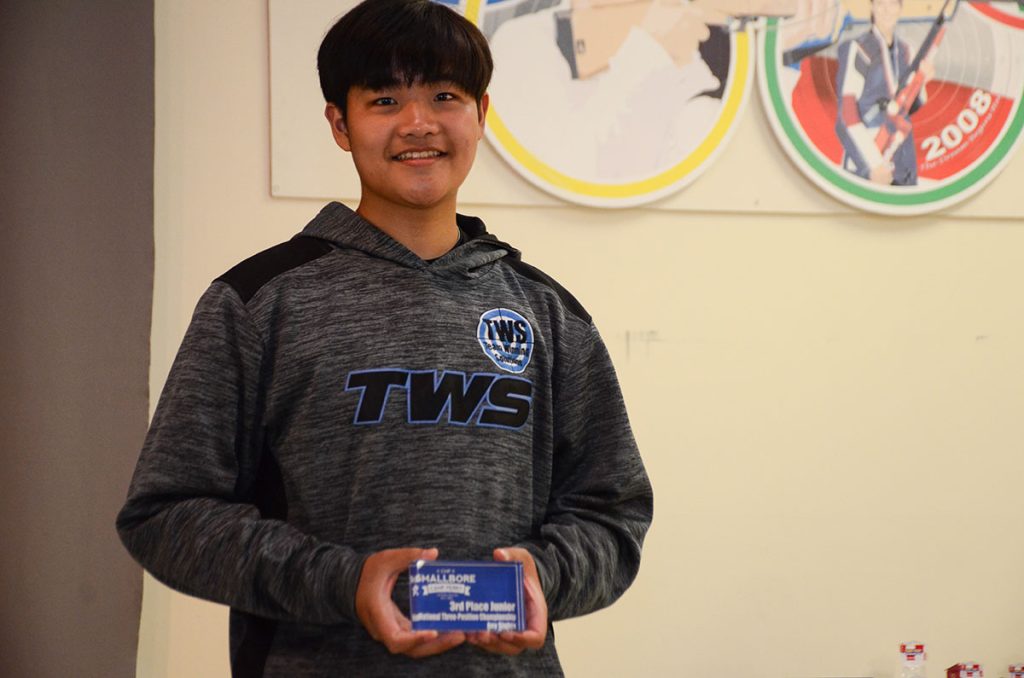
[326,81,488,219]
[872,0,902,35]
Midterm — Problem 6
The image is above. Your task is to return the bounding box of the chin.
[398,186,459,209]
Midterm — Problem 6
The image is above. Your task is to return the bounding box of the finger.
[403,631,466,658]
[380,628,440,656]
[493,547,548,642]
[373,597,436,652]
[380,601,413,636]
[363,547,439,604]
[523,577,547,628]
[493,547,530,573]
[364,547,440,607]
[468,631,525,655]
[493,547,538,580]
[380,547,439,573]
[370,603,432,646]
[499,629,545,651]
[357,547,447,654]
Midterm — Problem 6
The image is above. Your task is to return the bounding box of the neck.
[356,201,460,260]
[876,24,895,45]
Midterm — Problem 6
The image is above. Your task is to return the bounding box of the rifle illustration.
[874,0,953,160]
[782,0,959,67]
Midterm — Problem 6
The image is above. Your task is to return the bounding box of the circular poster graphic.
[465,0,756,208]
[759,0,1024,214]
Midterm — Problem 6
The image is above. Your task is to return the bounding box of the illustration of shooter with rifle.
[834,0,952,185]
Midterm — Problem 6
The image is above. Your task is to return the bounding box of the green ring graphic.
[761,16,1024,209]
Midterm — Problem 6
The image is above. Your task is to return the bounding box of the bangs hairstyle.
[317,0,493,112]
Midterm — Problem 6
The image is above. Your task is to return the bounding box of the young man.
[117,0,653,675]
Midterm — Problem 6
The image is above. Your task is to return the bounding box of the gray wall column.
[0,1,154,676]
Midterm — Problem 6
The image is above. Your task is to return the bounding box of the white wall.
[144,1,1024,676]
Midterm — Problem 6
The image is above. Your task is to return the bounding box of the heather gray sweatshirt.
[117,202,653,677]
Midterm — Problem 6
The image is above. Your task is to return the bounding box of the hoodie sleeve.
[519,322,654,621]
[116,282,366,624]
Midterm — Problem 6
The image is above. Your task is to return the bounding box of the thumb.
[369,547,439,581]
[384,546,438,566]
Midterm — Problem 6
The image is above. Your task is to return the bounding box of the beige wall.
[144,1,1024,676]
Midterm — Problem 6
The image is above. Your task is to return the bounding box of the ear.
[477,93,489,137]
[325,103,352,152]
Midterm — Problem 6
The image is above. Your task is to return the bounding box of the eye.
[435,91,457,102]
[372,96,397,106]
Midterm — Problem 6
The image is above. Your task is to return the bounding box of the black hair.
[317,0,493,114]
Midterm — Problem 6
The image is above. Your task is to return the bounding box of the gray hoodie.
[117,202,653,677]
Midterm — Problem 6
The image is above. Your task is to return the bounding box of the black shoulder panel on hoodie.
[505,259,592,325]
[216,236,334,304]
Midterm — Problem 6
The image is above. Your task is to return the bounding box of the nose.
[397,100,439,137]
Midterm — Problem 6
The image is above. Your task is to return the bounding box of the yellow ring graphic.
[466,0,751,201]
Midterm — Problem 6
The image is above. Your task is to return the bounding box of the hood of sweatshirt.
[299,202,519,281]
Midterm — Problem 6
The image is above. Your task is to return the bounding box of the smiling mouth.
[394,150,445,161]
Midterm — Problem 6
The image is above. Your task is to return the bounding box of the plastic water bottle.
[900,642,927,678]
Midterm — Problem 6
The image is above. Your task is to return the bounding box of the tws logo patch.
[478,308,533,374]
